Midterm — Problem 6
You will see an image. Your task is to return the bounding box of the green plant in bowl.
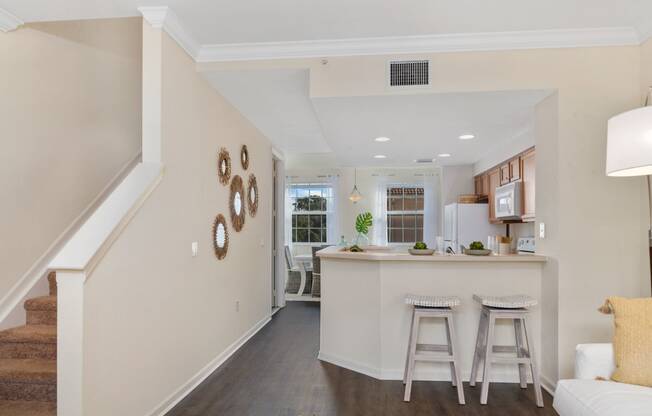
[413,241,428,250]
[469,241,485,250]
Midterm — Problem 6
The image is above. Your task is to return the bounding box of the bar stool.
[403,294,465,405]
[469,294,543,407]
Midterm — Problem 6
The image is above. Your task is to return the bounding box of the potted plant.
[354,212,373,246]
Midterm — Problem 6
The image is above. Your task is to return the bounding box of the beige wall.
[641,38,652,99]
[82,27,273,415]
[0,18,142,299]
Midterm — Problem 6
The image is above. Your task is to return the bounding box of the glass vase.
[354,232,370,247]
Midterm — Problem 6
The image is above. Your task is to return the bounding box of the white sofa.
[554,344,652,415]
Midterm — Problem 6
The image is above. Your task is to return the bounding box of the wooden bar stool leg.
[480,311,496,405]
[403,311,420,402]
[522,316,544,408]
[469,308,488,387]
[403,308,416,385]
[445,313,465,405]
[514,318,527,389]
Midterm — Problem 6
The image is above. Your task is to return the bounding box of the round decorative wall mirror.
[247,174,259,217]
[230,175,246,231]
[212,214,229,260]
[217,148,232,186]
[240,145,250,170]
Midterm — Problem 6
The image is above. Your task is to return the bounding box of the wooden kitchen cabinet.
[521,149,535,221]
[475,176,483,195]
[510,157,521,182]
[474,146,535,223]
[474,174,490,196]
[488,168,501,222]
[500,164,510,185]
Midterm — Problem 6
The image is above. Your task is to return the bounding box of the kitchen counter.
[317,246,546,262]
[317,245,546,384]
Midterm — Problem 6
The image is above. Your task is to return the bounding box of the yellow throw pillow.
[600,297,652,387]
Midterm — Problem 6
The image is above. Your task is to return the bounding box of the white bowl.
[408,248,435,256]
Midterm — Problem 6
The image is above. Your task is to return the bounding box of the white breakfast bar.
[316,246,547,384]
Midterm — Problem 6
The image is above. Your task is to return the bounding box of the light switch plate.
[539,223,546,239]
[191,242,198,257]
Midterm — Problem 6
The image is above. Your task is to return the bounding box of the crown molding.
[0,7,23,32]
[196,27,640,62]
[138,6,200,58]
[135,7,647,63]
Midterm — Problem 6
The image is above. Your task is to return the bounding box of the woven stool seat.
[405,294,460,308]
[473,294,537,309]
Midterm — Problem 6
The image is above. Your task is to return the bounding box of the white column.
[57,271,86,416]
[140,9,165,164]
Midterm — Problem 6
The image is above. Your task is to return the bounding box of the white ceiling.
[2,0,652,45]
[311,91,548,167]
[204,69,330,154]
[204,68,549,167]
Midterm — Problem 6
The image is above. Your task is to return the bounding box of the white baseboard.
[0,152,141,330]
[318,351,382,379]
[540,374,557,396]
[146,314,272,416]
[319,351,539,384]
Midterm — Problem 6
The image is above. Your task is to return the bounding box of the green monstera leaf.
[355,212,373,235]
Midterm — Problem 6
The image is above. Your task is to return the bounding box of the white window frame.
[288,183,331,246]
[386,184,425,246]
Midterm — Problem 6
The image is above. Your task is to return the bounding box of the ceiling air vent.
[389,60,430,87]
[415,158,434,164]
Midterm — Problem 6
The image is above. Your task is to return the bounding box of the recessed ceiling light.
[459,134,475,140]
[438,153,451,158]
[374,155,387,159]
[374,137,391,142]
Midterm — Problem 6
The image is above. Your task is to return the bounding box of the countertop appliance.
[517,237,536,253]
[444,203,502,254]
[495,181,523,220]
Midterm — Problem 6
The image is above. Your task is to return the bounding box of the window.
[289,184,331,243]
[387,186,424,243]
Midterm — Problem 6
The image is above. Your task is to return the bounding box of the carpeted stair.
[0,272,57,415]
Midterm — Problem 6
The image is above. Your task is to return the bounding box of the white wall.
[81,27,273,415]
[286,164,440,255]
[441,165,475,205]
[0,18,142,302]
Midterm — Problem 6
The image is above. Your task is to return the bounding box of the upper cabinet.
[475,147,535,223]
[500,164,510,185]
[487,168,501,223]
[510,158,521,182]
[474,174,490,197]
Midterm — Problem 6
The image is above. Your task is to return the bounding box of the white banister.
[50,162,163,273]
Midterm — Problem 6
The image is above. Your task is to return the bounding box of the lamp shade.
[606,106,652,177]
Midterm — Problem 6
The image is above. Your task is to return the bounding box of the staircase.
[0,272,57,415]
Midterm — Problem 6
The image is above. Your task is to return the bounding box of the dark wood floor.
[168,302,557,416]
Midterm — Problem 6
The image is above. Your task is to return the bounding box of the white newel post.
[57,271,86,416]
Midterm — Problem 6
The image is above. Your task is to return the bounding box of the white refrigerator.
[444,203,502,254]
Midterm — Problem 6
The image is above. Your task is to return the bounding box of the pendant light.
[349,168,362,203]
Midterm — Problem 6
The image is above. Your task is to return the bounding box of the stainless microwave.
[495,181,522,219]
